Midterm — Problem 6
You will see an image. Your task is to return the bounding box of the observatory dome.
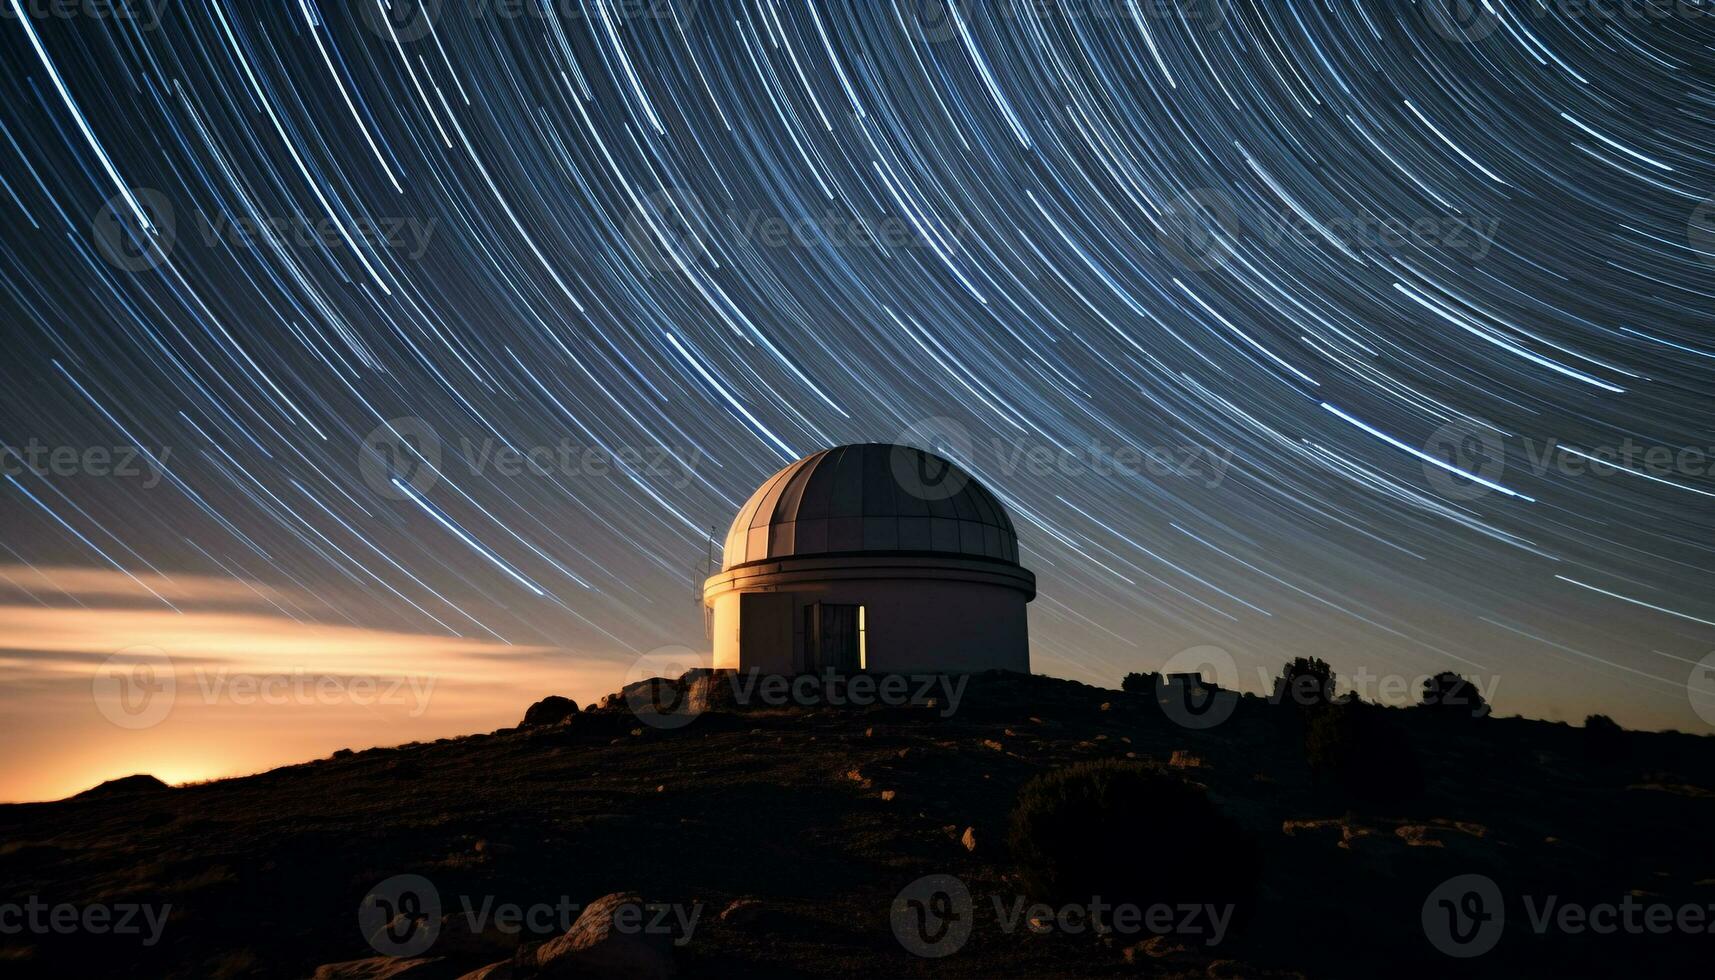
[721,444,1020,570]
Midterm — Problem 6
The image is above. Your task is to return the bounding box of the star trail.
[2,0,1714,738]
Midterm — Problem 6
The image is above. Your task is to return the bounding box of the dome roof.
[721,444,1019,570]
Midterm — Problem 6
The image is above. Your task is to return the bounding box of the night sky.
[3,0,1714,761]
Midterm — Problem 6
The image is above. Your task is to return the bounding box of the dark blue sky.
[2,1,1713,733]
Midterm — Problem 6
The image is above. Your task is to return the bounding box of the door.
[805,602,862,673]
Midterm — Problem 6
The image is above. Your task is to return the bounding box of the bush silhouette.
[1273,656,1336,709]
[1302,702,1421,805]
[1007,760,1256,930]
[1583,713,1629,763]
[1121,671,1161,695]
[1420,671,1490,718]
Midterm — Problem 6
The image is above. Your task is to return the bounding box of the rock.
[1168,750,1203,768]
[456,963,513,980]
[1099,702,1112,712]
[718,898,763,926]
[534,892,675,979]
[310,958,462,979]
[981,739,1004,752]
[880,790,897,801]
[472,839,516,857]
[960,826,978,852]
[520,696,579,728]
[1122,936,1195,964]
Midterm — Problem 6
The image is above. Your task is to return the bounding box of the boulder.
[534,893,675,979]
[520,696,579,728]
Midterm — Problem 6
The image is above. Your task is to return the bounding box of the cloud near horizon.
[0,566,631,802]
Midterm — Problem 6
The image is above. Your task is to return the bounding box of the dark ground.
[2,670,1712,978]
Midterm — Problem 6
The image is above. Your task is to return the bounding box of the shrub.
[1273,657,1336,709]
[1121,671,1160,695]
[1302,702,1421,805]
[1583,714,1629,763]
[1420,672,1490,719]
[1007,760,1257,929]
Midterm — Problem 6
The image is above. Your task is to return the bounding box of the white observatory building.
[703,444,1035,675]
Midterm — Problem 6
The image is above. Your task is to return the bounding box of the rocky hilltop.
[1,670,1711,978]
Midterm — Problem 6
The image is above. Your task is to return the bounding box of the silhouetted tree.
[1121,671,1161,695]
[1583,713,1629,763]
[1420,671,1490,718]
[1008,761,1257,932]
[1302,701,1421,805]
[1273,656,1336,709]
